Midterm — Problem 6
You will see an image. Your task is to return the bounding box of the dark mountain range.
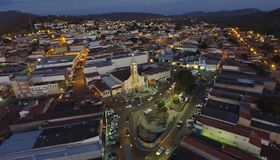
[82,12,164,20]
[182,8,280,36]
[0,8,279,36]
[0,10,38,35]
[182,8,263,17]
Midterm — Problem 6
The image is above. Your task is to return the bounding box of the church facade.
[109,55,145,94]
[123,57,145,93]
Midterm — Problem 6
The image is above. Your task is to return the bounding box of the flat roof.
[210,88,241,101]
[89,80,110,92]
[32,68,70,76]
[85,61,112,68]
[38,55,77,65]
[181,137,235,160]
[142,67,170,75]
[198,116,269,141]
[220,70,275,83]
[34,120,99,148]
[102,76,121,88]
[110,68,131,82]
[250,109,280,125]
[201,100,240,123]
[216,77,256,88]
[0,130,42,155]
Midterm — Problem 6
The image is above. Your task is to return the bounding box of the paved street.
[110,80,207,160]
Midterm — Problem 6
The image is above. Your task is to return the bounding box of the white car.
[186,119,194,128]
[156,146,165,156]
[165,147,172,155]
[126,104,133,109]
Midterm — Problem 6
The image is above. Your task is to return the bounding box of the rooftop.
[198,116,270,142]
[209,88,241,101]
[90,80,111,92]
[220,70,275,83]
[180,137,235,160]
[38,55,77,65]
[110,68,131,82]
[102,76,121,88]
[201,99,240,124]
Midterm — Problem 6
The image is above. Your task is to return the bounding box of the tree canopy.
[174,70,196,95]
[258,98,280,114]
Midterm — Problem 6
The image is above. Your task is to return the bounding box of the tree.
[173,95,180,104]
[174,70,196,95]
[199,41,208,49]
[272,55,280,65]
[258,98,280,114]
[218,43,223,49]
[249,63,269,76]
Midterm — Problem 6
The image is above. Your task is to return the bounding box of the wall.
[200,124,261,156]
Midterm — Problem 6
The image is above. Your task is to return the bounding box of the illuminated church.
[109,55,145,93]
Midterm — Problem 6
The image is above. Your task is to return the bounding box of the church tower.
[130,54,139,84]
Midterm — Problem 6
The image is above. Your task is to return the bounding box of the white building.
[36,55,78,71]
[111,54,148,69]
[195,116,269,158]
[110,56,145,94]
[83,61,115,75]
[142,68,171,85]
[29,81,62,97]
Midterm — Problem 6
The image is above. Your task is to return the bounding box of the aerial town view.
[0,0,280,160]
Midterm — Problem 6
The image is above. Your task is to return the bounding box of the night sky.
[0,0,279,15]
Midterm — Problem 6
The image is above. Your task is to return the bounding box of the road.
[141,84,206,160]
[113,81,207,160]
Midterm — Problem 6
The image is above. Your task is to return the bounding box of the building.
[141,67,171,85]
[88,80,111,98]
[11,76,64,99]
[102,76,122,96]
[36,55,78,72]
[179,137,236,160]
[194,116,270,158]
[198,57,221,71]
[29,81,63,97]
[238,107,280,145]
[85,72,101,85]
[83,61,114,75]
[110,56,145,93]
[219,70,276,92]
[0,121,101,160]
[31,68,70,83]
[11,76,32,98]
[111,53,148,69]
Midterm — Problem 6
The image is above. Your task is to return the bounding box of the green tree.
[218,43,223,49]
[173,95,180,104]
[258,98,280,114]
[199,41,208,49]
[174,70,196,95]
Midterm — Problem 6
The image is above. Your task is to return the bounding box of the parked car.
[156,146,165,156]
[125,129,130,137]
[177,120,183,128]
[126,104,133,109]
[165,147,172,155]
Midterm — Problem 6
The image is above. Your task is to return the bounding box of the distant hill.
[82,12,164,20]
[0,8,280,36]
[182,8,263,17]
[181,8,280,36]
[0,10,38,35]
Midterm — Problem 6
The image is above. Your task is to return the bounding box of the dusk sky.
[0,0,279,15]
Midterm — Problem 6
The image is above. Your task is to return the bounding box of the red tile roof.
[222,145,257,160]
[181,137,236,160]
[198,116,269,143]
